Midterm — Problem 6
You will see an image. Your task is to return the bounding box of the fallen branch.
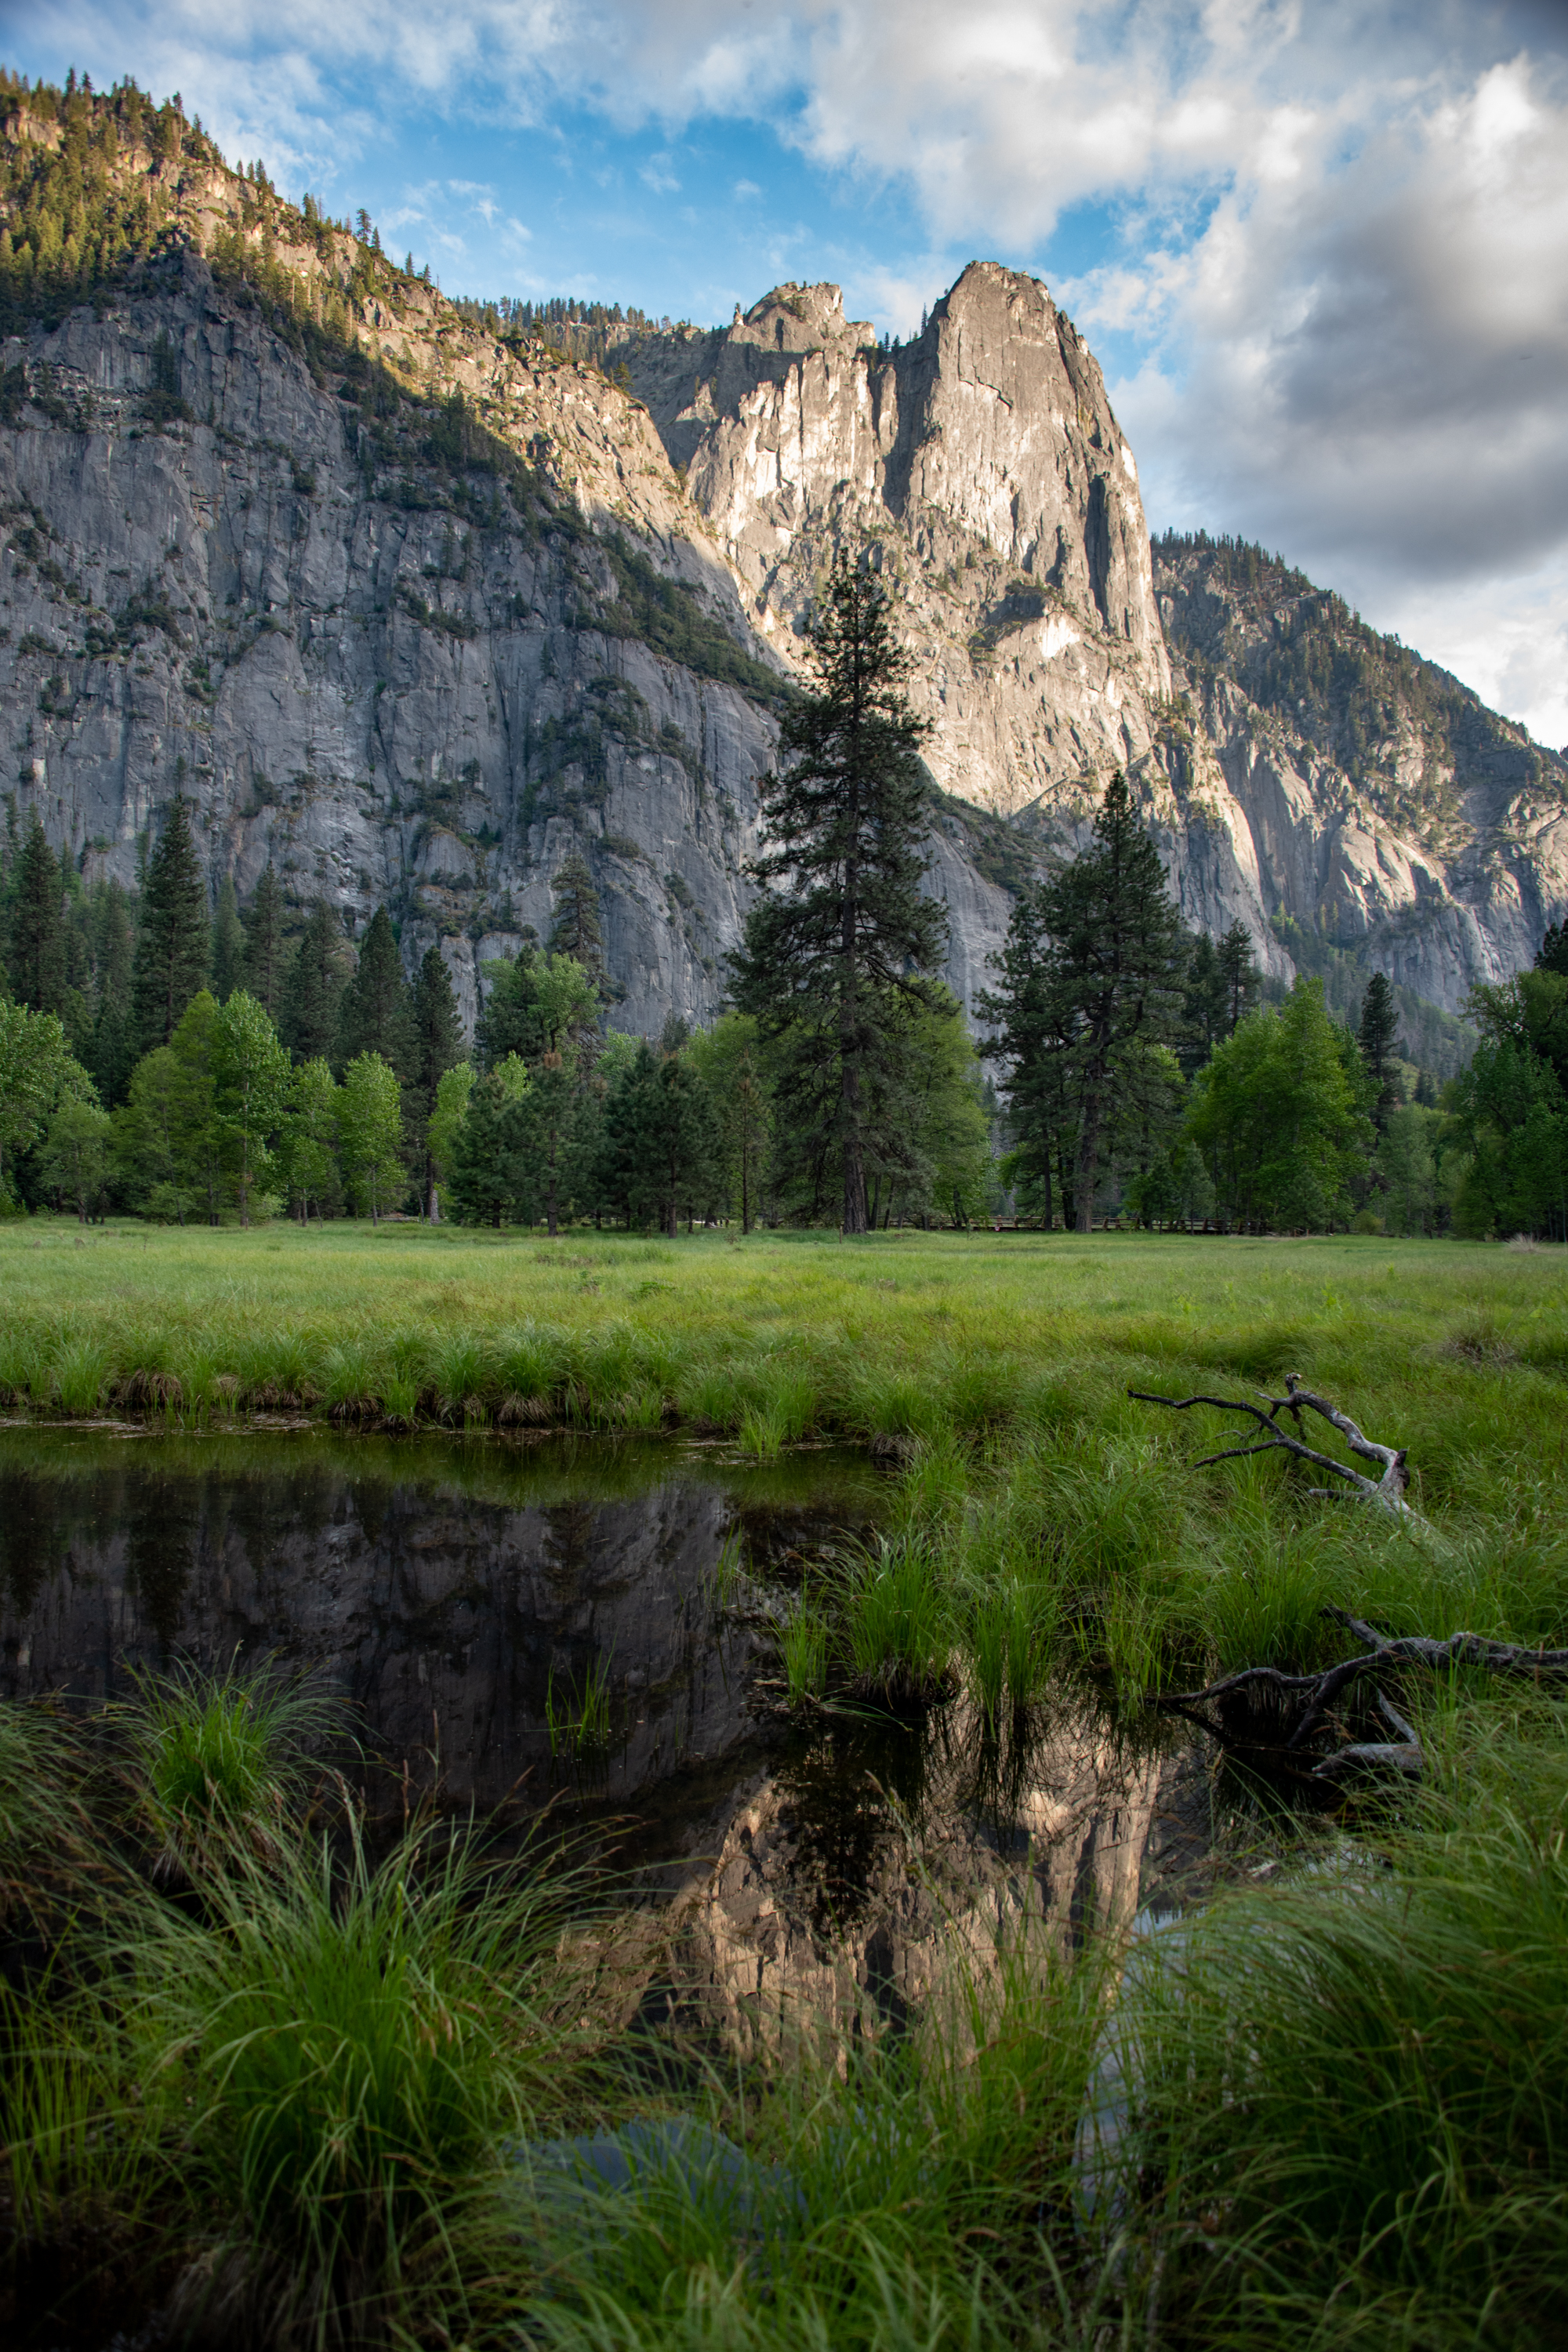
[1150,1603,1568,1781]
[1128,1372,1430,1528]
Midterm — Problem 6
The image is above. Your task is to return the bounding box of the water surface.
[1,1424,1219,2042]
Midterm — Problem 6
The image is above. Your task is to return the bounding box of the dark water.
[0,1425,1216,2042]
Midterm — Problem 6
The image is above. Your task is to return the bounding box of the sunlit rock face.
[657,1705,1177,2056]
[621,264,1171,822]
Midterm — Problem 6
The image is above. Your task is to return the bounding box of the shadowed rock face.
[0,1444,844,1810]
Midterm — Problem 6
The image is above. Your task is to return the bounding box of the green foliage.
[0,996,97,1201]
[209,873,244,1003]
[213,989,290,1225]
[7,808,66,1014]
[35,1097,111,1221]
[280,898,353,1068]
[279,1055,341,1222]
[130,797,209,1055]
[731,563,951,1232]
[337,1051,405,1222]
[1185,977,1373,1231]
[688,1012,771,1232]
[1450,969,1568,1240]
[242,862,287,1018]
[0,74,198,332]
[336,906,414,1077]
[981,771,1188,1231]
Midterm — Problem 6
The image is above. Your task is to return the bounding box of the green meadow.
[3,1221,1567,2345]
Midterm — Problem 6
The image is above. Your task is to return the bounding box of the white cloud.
[639,151,681,194]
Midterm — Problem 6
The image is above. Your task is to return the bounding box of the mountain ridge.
[1,67,1563,1045]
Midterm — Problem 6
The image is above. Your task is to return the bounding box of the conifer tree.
[209,873,245,1001]
[547,853,608,997]
[408,944,463,1218]
[336,906,414,1075]
[730,561,949,1233]
[280,900,350,1065]
[1357,970,1401,1130]
[982,771,1185,1232]
[1217,922,1263,1033]
[87,880,136,1106]
[9,811,66,1013]
[1535,921,1568,978]
[243,862,286,1017]
[132,797,210,1051]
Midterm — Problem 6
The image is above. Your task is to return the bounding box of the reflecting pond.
[0,1424,1218,2043]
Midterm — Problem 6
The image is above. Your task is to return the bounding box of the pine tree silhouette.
[8,811,65,1013]
[242,863,286,1018]
[132,797,210,1051]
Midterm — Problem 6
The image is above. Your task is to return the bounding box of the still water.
[0,1424,1214,2043]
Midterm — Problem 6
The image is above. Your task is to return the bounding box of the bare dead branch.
[1129,1372,1429,1527]
[1150,1605,1568,1782]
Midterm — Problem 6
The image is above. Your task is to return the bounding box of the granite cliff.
[2,79,1563,1036]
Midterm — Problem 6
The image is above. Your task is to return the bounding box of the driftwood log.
[1128,1372,1427,1526]
[1152,1606,1568,1781]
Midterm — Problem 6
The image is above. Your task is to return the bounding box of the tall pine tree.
[730,561,949,1233]
[86,880,137,1106]
[408,944,463,1219]
[8,811,66,1013]
[336,906,414,1074]
[280,900,351,1065]
[132,797,210,1052]
[983,771,1186,1232]
[243,862,286,1017]
[547,853,608,999]
[1357,970,1401,1130]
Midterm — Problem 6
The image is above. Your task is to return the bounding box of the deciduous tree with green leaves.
[279,1057,341,1225]
[336,1051,405,1223]
[38,1100,111,1221]
[688,1013,771,1232]
[213,990,289,1225]
[0,1000,96,1206]
[1185,978,1373,1232]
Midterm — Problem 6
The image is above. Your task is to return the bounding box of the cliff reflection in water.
[649,1701,1203,2053]
[0,1427,1207,2043]
[0,1426,877,1813]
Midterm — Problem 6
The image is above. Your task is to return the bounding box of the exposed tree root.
[1128,1371,1432,1528]
[1152,1606,1568,1781]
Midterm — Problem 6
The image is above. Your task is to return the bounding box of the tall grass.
[129,1812,591,2348]
[1108,1695,1568,2343]
[122,1657,339,1859]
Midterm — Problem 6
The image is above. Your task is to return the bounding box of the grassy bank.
[4,1221,1566,1695]
[3,1671,1564,2348]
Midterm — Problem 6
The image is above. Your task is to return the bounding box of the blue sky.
[9,2,1568,742]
